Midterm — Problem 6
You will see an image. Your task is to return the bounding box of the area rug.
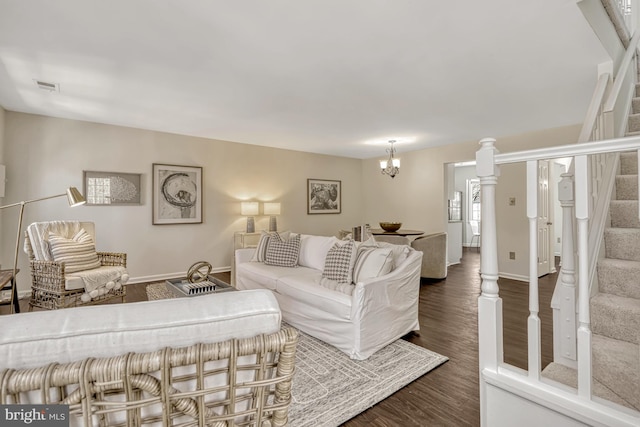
[287,328,448,426]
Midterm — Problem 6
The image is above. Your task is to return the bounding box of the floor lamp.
[0,187,86,313]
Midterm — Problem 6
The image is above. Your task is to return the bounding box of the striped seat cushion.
[48,228,102,273]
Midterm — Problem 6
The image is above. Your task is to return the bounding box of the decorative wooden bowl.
[379,222,402,232]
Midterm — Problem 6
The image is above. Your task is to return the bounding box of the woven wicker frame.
[1,327,298,426]
[25,232,127,311]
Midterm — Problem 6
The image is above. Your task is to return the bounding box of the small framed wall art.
[83,171,142,205]
[152,163,203,224]
[307,178,341,214]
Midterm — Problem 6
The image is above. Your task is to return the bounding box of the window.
[467,179,481,221]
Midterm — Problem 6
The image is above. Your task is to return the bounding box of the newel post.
[476,138,503,366]
[555,173,578,368]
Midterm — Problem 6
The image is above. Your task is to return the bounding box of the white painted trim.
[483,367,640,426]
[497,272,529,282]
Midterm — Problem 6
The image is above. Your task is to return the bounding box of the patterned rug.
[288,327,448,426]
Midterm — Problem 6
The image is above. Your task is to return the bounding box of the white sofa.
[0,289,298,426]
[235,233,423,360]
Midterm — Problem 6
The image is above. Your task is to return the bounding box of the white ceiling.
[0,1,609,159]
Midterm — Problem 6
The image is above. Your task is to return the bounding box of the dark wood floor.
[3,249,557,427]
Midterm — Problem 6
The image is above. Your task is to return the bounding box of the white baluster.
[527,161,541,379]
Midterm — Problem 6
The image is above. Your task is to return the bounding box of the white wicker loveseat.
[0,289,298,426]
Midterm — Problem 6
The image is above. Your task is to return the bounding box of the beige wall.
[2,110,582,292]
[1,112,363,291]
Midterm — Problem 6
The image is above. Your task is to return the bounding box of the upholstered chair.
[410,232,448,279]
[24,221,128,310]
[373,234,411,246]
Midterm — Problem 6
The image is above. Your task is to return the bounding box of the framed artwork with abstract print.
[152,163,203,224]
[307,178,341,214]
[83,171,142,205]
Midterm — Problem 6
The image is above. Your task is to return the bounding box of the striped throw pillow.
[48,229,102,273]
[322,240,357,284]
[264,233,301,267]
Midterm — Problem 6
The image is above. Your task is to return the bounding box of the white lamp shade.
[241,201,259,216]
[392,158,400,168]
[380,160,388,169]
[263,202,281,215]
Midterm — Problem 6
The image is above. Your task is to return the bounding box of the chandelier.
[380,140,400,178]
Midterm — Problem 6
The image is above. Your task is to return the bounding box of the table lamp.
[240,201,259,233]
[263,202,281,232]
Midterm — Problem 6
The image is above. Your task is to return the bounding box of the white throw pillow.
[48,228,101,273]
[352,246,394,283]
[375,241,411,270]
[298,234,339,270]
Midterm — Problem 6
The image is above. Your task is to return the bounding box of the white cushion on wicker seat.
[65,265,127,291]
[1,289,281,370]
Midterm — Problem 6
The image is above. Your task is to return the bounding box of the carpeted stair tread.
[615,175,638,200]
[592,334,640,410]
[610,200,640,228]
[541,362,633,410]
[620,152,638,175]
[591,293,640,344]
[629,114,640,133]
[597,258,640,299]
[605,228,640,261]
[633,97,640,115]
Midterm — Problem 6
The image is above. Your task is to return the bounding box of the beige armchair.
[24,221,128,310]
[410,232,448,279]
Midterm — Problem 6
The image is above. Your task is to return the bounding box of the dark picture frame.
[307,178,341,214]
[152,163,203,224]
[83,171,142,205]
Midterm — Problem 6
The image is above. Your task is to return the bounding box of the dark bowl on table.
[379,222,402,232]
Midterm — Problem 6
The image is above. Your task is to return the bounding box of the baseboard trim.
[128,266,231,285]
[498,272,529,282]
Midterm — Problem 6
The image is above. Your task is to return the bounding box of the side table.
[0,269,20,313]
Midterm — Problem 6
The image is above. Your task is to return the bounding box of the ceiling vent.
[34,80,59,92]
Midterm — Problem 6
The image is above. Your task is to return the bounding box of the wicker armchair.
[24,221,127,310]
[0,327,298,426]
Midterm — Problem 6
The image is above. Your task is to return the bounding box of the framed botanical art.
[152,163,203,224]
[83,171,142,205]
[307,178,341,214]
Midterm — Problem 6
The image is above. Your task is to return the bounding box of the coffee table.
[147,276,234,301]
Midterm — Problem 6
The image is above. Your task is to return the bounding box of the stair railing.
[550,22,640,370]
[477,136,640,427]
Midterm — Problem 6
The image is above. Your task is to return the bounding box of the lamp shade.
[66,187,87,207]
[263,202,281,216]
[241,201,259,216]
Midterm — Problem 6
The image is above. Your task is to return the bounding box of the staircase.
[543,152,640,411]
[627,83,640,136]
